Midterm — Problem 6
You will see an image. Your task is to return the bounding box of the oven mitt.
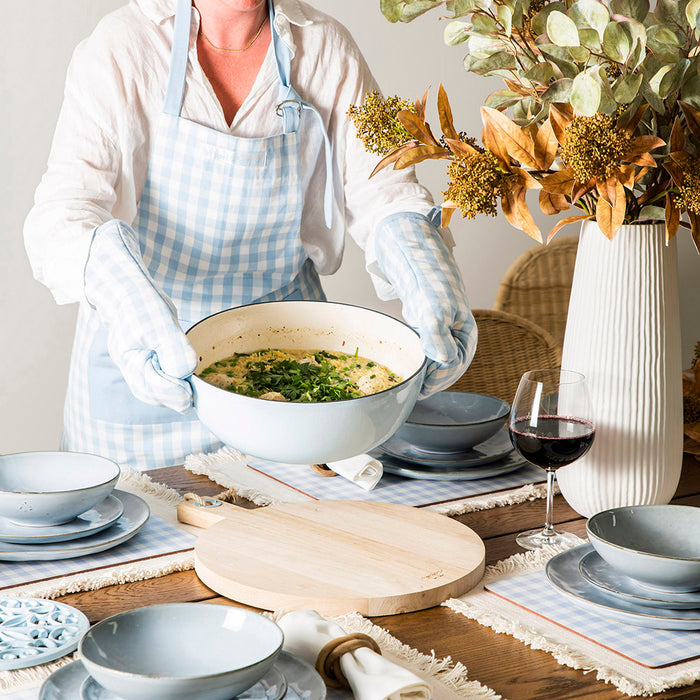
[374,211,477,398]
[83,219,197,413]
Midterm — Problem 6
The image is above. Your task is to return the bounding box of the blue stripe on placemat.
[486,571,700,667]
[0,515,195,590]
[246,459,545,506]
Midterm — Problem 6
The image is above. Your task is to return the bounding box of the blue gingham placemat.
[0,514,195,591]
[246,458,545,506]
[486,570,700,667]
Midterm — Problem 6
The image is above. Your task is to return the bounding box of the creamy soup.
[198,348,401,402]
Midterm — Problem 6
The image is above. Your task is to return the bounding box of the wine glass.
[509,369,595,550]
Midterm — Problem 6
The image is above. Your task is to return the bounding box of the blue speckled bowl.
[586,505,700,592]
[0,452,119,527]
[395,391,510,453]
[78,604,284,700]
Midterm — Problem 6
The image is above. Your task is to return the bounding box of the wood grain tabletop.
[55,456,700,699]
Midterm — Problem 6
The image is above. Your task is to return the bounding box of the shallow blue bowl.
[0,451,119,527]
[586,505,700,592]
[78,604,284,700]
[395,391,510,453]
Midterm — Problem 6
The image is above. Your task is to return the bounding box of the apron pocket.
[88,325,193,425]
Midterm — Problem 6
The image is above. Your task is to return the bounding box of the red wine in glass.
[509,416,595,470]
[509,369,595,550]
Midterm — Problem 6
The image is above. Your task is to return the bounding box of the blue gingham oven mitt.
[374,211,477,398]
[83,219,197,413]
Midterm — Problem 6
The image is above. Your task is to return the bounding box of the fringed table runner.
[0,470,503,700]
[443,542,700,697]
[185,447,549,516]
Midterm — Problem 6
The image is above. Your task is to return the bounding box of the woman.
[24,0,477,471]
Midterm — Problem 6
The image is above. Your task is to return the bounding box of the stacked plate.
[545,505,700,630]
[371,390,527,480]
[40,653,325,700]
[40,604,327,700]
[0,452,149,561]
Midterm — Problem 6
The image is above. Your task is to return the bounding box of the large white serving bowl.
[78,604,284,700]
[187,300,426,464]
[0,452,120,527]
[586,505,700,592]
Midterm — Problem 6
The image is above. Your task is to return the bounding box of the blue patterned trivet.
[486,570,700,667]
[247,458,544,506]
[0,597,89,670]
[0,514,195,592]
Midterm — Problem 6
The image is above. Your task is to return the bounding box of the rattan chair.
[494,236,578,355]
[449,308,561,403]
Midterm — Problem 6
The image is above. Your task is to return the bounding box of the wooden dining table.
[53,456,700,700]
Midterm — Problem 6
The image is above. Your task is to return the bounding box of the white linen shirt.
[24,0,439,306]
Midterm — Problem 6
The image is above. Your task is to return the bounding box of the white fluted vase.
[557,221,683,517]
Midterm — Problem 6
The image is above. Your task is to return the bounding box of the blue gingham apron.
[62,0,331,471]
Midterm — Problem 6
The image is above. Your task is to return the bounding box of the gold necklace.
[199,16,268,53]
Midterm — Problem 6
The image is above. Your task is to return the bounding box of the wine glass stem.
[542,468,556,537]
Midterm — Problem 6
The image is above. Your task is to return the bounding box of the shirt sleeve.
[310,20,452,301]
[23,29,133,305]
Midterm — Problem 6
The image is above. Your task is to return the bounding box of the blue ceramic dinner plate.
[40,653,326,700]
[546,545,700,630]
[379,426,513,468]
[578,549,700,610]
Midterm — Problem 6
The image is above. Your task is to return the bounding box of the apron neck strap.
[164,0,289,117]
[164,0,194,117]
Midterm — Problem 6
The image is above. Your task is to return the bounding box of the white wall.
[2,1,698,454]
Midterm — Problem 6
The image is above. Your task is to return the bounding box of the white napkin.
[277,610,431,700]
[325,454,383,491]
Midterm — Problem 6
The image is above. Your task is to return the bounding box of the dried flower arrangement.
[349,0,700,249]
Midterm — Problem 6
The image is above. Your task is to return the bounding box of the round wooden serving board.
[177,499,485,616]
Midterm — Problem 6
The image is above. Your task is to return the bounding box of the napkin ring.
[315,633,382,688]
[310,464,338,477]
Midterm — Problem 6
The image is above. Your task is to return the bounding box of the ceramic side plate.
[378,451,527,481]
[0,495,124,544]
[546,544,700,630]
[379,426,513,468]
[578,549,700,610]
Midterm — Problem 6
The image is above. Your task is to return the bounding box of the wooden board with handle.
[177,498,485,616]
